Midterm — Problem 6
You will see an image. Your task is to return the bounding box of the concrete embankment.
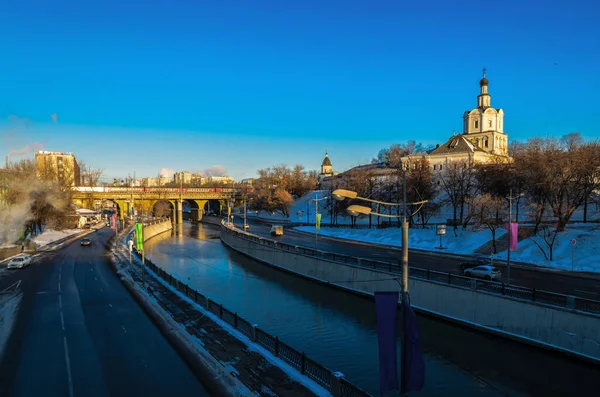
[220,224,600,363]
[141,220,173,242]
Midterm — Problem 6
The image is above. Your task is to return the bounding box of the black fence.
[221,223,600,316]
[132,249,371,397]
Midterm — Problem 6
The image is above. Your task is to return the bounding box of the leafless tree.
[468,193,506,254]
[436,159,477,233]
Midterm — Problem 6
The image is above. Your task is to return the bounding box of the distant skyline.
[1,0,599,181]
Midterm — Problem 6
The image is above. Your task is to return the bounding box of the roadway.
[232,217,600,300]
[0,227,210,397]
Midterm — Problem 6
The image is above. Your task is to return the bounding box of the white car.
[7,256,33,269]
[464,265,502,281]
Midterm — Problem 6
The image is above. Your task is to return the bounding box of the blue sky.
[1,0,599,181]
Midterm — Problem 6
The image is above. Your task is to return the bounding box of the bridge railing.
[73,186,250,194]
[133,249,372,397]
[221,222,600,316]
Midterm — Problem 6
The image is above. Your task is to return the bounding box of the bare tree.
[468,194,506,254]
[436,160,477,233]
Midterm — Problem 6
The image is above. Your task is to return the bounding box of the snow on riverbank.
[295,225,504,255]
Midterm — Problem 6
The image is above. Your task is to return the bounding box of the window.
[488,119,492,127]
[484,137,489,148]
[433,165,437,170]
[439,164,443,170]
[474,120,479,128]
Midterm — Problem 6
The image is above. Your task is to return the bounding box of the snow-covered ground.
[296,225,505,255]
[31,228,82,247]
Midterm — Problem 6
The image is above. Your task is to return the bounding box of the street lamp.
[310,193,329,250]
[332,183,427,294]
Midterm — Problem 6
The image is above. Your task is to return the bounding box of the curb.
[107,237,254,397]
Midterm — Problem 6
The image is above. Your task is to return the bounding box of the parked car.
[80,238,92,246]
[7,256,32,269]
[460,258,489,270]
[464,265,502,281]
[270,225,284,236]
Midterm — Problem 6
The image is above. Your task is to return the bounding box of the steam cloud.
[204,165,227,177]
[0,172,69,246]
[159,168,175,178]
[7,142,45,157]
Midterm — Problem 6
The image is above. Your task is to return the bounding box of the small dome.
[480,77,489,86]
[322,153,332,167]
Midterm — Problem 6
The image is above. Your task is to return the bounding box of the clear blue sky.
[1,0,598,181]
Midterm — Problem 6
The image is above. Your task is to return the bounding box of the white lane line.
[63,337,74,397]
[121,325,127,334]
[60,311,65,331]
[59,295,63,309]
[94,277,98,281]
[59,273,61,282]
[575,289,597,296]
[58,283,61,293]
[1,280,21,294]
[89,261,91,265]
[109,304,113,308]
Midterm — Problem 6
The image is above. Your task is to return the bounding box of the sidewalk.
[110,232,329,397]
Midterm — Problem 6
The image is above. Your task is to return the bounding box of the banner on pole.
[111,213,117,231]
[316,213,322,231]
[374,291,399,394]
[135,222,144,251]
[401,292,425,393]
[505,223,519,251]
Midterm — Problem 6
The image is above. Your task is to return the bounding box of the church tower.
[462,69,508,156]
[321,152,333,175]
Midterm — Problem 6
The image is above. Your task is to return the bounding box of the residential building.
[191,173,206,186]
[207,176,234,185]
[34,151,80,186]
[174,171,192,185]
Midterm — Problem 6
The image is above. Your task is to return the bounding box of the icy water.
[143,223,586,396]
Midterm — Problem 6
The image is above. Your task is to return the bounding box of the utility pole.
[315,193,319,250]
[243,197,247,230]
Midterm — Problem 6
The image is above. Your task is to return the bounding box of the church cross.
[482,67,487,78]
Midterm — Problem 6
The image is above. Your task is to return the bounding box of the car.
[270,225,284,236]
[464,265,502,281]
[460,258,489,270]
[7,256,32,269]
[81,238,92,246]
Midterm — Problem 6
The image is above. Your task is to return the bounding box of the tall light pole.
[310,193,329,250]
[401,170,409,293]
[506,189,524,285]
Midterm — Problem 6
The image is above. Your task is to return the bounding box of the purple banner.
[375,291,399,394]
[111,213,117,231]
[401,292,425,393]
[505,223,519,251]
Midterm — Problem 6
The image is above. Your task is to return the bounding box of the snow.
[493,223,600,273]
[296,225,505,255]
[32,229,82,247]
[0,291,22,363]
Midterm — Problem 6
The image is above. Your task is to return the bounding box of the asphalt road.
[232,217,600,300]
[0,227,210,397]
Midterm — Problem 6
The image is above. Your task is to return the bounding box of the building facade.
[34,151,80,186]
[173,171,192,185]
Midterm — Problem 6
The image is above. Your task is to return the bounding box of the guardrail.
[221,223,600,316]
[132,249,371,397]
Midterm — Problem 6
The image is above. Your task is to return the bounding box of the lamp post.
[506,189,524,285]
[332,188,427,294]
[310,193,329,250]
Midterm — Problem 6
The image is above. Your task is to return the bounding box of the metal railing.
[133,250,371,397]
[221,223,600,316]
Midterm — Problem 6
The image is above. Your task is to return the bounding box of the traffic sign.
[436,224,447,236]
[571,239,577,245]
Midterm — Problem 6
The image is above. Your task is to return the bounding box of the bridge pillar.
[190,208,198,223]
[177,200,183,224]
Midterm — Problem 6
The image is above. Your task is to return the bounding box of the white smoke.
[7,142,45,157]
[159,168,175,178]
[204,165,227,177]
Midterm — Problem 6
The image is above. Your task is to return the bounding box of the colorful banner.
[111,213,117,231]
[316,213,322,231]
[505,223,519,251]
[135,222,144,251]
[227,206,231,218]
[374,291,399,394]
[401,292,425,393]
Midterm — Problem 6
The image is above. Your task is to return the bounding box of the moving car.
[7,256,32,269]
[460,258,488,270]
[464,265,502,281]
[270,225,284,236]
[81,238,92,246]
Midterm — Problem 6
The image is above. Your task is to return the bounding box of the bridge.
[71,186,248,223]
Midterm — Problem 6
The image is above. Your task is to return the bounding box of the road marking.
[59,295,63,309]
[63,337,74,397]
[59,273,61,282]
[94,277,98,281]
[58,283,61,293]
[109,304,113,308]
[60,311,65,331]
[89,261,91,265]
[574,289,597,296]
[122,325,127,334]
[1,280,21,294]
